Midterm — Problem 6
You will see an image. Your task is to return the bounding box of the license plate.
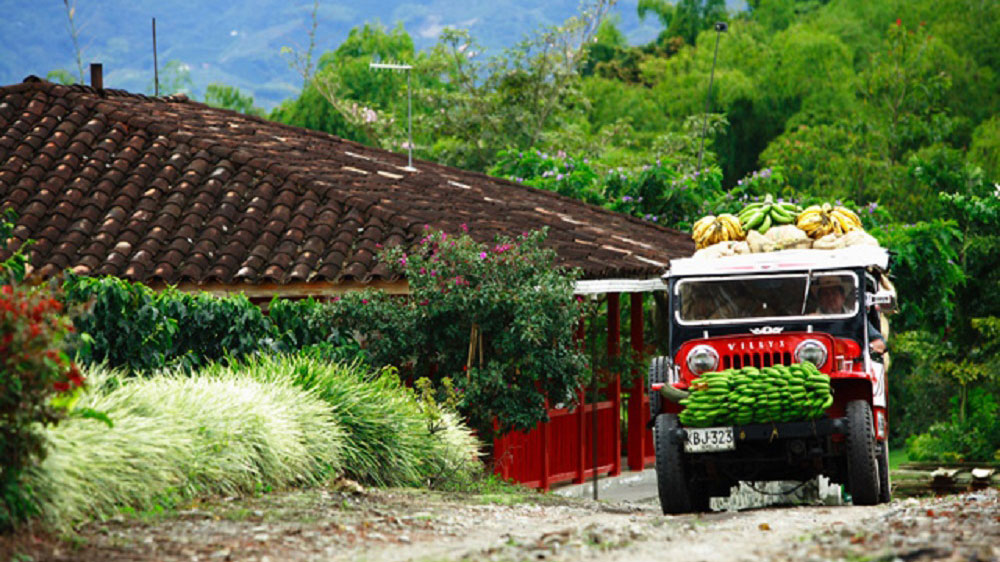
[684,426,736,453]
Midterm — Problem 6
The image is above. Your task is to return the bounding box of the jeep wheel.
[845,400,880,505]
[654,414,707,514]
[877,440,892,504]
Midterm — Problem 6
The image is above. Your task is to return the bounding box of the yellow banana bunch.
[796,203,864,239]
[830,205,863,233]
[692,213,744,249]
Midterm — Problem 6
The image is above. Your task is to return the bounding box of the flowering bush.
[330,228,586,441]
[0,284,82,530]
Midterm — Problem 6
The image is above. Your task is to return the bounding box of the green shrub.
[63,274,277,372]
[26,365,343,528]
[63,276,363,374]
[906,387,1000,463]
[267,297,360,363]
[0,284,82,531]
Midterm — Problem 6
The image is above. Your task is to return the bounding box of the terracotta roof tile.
[0,77,694,288]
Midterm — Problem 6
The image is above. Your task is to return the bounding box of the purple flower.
[479,251,487,259]
[622,196,633,202]
[556,173,564,181]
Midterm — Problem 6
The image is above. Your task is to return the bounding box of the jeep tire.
[877,440,892,504]
[654,414,709,514]
[845,400,880,505]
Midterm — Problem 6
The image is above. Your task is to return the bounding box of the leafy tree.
[969,116,1000,180]
[419,1,613,171]
[204,84,266,117]
[273,22,425,149]
[330,229,587,442]
[150,60,195,97]
[638,0,728,46]
[45,69,77,85]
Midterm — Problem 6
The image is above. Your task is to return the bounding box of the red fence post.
[608,292,622,476]
[627,292,647,471]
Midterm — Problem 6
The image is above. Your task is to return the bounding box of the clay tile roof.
[0,77,693,291]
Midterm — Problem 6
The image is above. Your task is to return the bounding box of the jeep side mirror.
[866,290,897,314]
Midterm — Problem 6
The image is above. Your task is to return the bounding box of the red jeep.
[649,246,896,513]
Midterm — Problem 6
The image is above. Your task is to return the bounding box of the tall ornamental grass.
[25,355,481,529]
[214,355,481,488]
[27,367,343,527]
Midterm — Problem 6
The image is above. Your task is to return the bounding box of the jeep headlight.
[795,339,828,367]
[686,344,719,375]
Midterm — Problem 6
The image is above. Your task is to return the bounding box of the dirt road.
[4,487,997,562]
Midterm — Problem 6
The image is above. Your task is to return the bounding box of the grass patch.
[889,447,909,470]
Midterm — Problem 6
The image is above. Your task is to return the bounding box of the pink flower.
[479,252,487,259]
[362,299,369,304]
[420,267,427,274]
[460,223,468,232]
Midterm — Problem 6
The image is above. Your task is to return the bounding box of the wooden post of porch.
[608,292,622,476]
[627,292,647,471]
[540,398,551,491]
[574,313,586,483]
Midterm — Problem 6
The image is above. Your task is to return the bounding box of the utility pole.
[697,22,728,171]
[369,62,414,170]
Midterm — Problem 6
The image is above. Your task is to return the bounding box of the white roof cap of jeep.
[665,245,891,278]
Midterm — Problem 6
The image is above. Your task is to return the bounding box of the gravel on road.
[2,484,996,562]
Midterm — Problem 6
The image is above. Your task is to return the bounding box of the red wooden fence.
[492,291,655,491]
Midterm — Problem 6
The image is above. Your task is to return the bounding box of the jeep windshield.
[675,271,858,325]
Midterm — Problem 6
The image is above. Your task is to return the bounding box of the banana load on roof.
[690,195,880,258]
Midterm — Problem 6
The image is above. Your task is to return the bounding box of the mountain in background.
[1,0,743,109]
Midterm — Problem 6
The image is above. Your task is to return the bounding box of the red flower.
[896,18,902,26]
[53,381,70,392]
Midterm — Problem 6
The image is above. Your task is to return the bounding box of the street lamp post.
[369,62,414,170]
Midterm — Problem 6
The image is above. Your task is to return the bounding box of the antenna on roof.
[369,60,415,171]
[152,17,159,96]
[697,21,728,171]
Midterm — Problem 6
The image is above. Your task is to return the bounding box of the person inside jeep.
[814,277,886,354]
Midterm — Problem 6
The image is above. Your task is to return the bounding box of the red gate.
[492,292,655,490]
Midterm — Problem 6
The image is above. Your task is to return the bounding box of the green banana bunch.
[737,194,801,235]
[678,362,834,428]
